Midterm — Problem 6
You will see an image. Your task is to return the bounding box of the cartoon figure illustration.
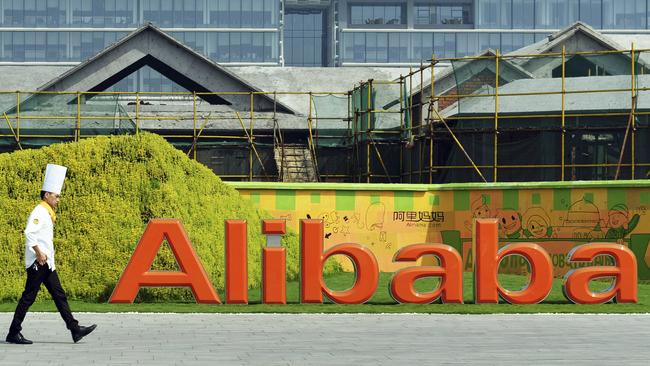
[472,197,492,219]
[465,195,493,231]
[366,202,387,244]
[497,209,523,239]
[365,203,385,231]
[318,211,340,229]
[522,207,554,239]
[605,204,640,240]
[340,216,352,237]
[318,211,340,239]
[349,212,365,229]
[561,198,605,239]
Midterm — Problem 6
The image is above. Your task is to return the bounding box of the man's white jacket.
[24,202,56,271]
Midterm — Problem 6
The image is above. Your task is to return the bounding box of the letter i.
[262,220,287,304]
[226,220,248,304]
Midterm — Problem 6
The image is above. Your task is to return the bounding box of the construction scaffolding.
[0,90,350,182]
[352,46,650,183]
[2,47,650,184]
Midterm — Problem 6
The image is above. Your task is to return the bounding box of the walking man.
[6,164,97,344]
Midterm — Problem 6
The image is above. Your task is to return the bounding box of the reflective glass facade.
[476,0,647,29]
[285,9,327,66]
[1,0,280,64]
[343,31,546,62]
[415,1,473,26]
[341,0,650,64]
[1,1,650,71]
[349,3,406,25]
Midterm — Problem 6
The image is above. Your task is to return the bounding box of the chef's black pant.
[9,261,79,334]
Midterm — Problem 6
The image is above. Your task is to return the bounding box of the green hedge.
[0,133,339,302]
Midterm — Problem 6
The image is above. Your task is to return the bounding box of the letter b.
[474,219,553,304]
[300,220,379,304]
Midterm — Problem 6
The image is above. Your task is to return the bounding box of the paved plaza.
[0,313,648,365]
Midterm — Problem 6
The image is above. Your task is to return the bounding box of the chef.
[6,164,97,344]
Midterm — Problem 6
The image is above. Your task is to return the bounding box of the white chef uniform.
[7,163,95,344]
[24,163,66,271]
[24,202,57,271]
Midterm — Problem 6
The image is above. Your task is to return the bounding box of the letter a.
[390,243,463,304]
[109,219,220,304]
[563,243,637,304]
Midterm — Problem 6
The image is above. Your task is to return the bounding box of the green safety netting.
[311,93,350,148]
[430,51,648,183]
[0,92,134,149]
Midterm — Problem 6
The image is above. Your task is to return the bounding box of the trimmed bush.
[0,133,338,302]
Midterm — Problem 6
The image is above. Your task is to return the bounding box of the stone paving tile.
[0,313,649,365]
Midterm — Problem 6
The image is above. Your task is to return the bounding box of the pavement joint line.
[1,313,649,364]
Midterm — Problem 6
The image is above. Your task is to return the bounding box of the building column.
[279,0,285,66]
[407,0,415,29]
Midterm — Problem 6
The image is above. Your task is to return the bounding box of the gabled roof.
[507,22,625,58]
[383,49,534,109]
[397,22,650,111]
[17,23,295,114]
[425,48,534,95]
[443,74,650,116]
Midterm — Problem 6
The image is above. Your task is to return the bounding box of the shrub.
[0,133,339,302]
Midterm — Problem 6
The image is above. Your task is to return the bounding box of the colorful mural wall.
[229,182,650,280]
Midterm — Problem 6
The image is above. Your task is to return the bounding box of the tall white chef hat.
[42,164,67,194]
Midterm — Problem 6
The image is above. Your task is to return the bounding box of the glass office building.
[1,1,649,89]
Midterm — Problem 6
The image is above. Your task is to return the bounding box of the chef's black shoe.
[71,324,97,343]
[5,332,33,344]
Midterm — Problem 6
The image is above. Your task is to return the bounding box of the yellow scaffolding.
[1,46,648,183]
[348,46,649,183]
[0,90,348,181]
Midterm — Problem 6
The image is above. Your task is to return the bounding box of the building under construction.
[1,22,648,183]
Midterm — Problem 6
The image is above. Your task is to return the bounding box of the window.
[477,0,512,29]
[81,32,93,59]
[71,0,93,26]
[45,32,62,61]
[457,33,479,57]
[2,33,14,61]
[341,30,552,64]
[285,10,326,66]
[24,0,36,27]
[46,0,66,27]
[143,0,161,25]
[91,0,105,27]
[415,2,473,26]
[14,32,25,61]
[603,0,646,29]
[413,33,434,61]
[264,0,278,28]
[388,33,408,62]
[160,0,173,27]
[479,33,501,51]
[208,31,277,63]
[535,0,579,29]
[25,32,46,61]
[207,0,278,28]
[579,0,602,28]
[115,0,133,26]
[349,3,406,26]
[142,0,181,27]
[3,0,25,26]
[512,0,533,29]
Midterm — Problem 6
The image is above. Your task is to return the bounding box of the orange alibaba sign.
[109,219,638,305]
